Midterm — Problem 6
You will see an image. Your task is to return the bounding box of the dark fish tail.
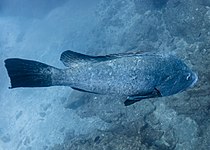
[4,58,60,88]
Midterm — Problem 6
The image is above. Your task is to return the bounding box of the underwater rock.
[1,134,11,143]
[163,0,208,43]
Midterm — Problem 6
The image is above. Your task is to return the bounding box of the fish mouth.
[190,72,198,87]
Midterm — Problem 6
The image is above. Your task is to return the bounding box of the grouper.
[4,50,198,106]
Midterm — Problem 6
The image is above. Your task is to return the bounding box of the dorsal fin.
[60,50,157,67]
[60,50,117,67]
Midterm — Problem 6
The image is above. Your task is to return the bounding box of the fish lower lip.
[190,72,198,87]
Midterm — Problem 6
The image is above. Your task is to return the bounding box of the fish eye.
[186,73,191,80]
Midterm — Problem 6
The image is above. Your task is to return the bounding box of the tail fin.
[4,58,58,88]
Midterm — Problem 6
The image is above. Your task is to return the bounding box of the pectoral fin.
[124,88,162,106]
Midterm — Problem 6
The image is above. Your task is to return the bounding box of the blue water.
[0,0,210,150]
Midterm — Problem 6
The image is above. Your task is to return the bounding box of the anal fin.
[124,99,142,106]
[71,87,99,94]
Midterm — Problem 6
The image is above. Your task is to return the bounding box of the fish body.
[4,50,198,106]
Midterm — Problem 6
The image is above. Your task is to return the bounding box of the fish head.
[174,69,198,92]
[157,58,198,96]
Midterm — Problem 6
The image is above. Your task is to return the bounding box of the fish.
[4,50,198,106]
